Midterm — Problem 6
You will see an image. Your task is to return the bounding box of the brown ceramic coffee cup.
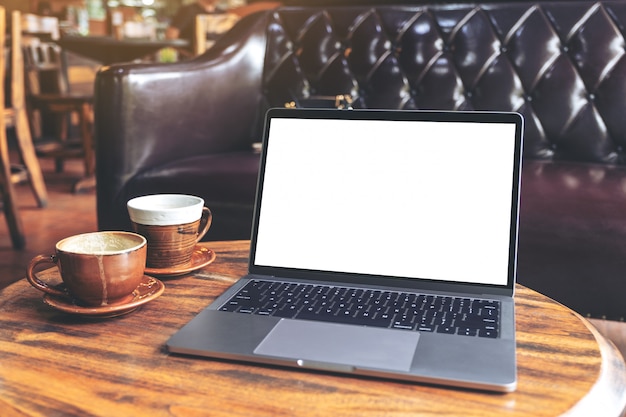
[127,194,212,269]
[26,231,147,306]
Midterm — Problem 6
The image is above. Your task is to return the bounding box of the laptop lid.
[248,108,523,296]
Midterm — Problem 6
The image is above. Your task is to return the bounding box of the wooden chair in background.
[1,7,26,249]
[194,13,240,55]
[193,3,281,55]
[4,10,48,209]
[22,37,95,193]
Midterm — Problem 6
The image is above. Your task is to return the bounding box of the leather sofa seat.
[122,151,260,241]
[519,160,626,319]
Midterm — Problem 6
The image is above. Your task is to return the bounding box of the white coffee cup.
[127,194,207,226]
[127,194,212,269]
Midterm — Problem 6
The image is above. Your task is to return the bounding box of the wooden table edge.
[564,314,626,416]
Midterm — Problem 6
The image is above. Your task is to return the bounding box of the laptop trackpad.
[254,319,419,372]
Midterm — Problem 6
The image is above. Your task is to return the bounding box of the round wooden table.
[0,240,625,416]
[55,35,189,65]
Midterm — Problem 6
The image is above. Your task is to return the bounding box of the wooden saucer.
[144,246,216,277]
[43,275,165,318]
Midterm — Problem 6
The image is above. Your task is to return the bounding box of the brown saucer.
[43,275,165,318]
[144,246,216,277]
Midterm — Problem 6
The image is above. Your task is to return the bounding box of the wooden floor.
[0,156,97,290]
[1,154,626,363]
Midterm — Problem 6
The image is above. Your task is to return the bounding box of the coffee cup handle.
[26,255,68,298]
[196,207,213,242]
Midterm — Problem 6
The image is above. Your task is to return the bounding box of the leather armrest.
[94,12,270,222]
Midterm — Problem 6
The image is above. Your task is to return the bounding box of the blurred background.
[3,0,247,39]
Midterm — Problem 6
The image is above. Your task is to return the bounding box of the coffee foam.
[58,232,145,255]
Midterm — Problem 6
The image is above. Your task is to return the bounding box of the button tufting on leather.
[262,4,626,163]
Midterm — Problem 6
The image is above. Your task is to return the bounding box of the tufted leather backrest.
[261,3,626,164]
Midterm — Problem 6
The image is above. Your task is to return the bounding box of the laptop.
[167,108,523,393]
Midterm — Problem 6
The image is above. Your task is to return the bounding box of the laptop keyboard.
[219,280,500,338]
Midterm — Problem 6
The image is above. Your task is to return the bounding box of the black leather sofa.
[95,1,626,320]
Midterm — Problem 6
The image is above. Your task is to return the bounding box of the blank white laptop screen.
[253,117,517,286]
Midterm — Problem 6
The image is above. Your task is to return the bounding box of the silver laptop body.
[167,108,523,393]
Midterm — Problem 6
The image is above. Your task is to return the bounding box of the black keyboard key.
[417,325,435,332]
[436,325,456,334]
[392,322,415,330]
[219,301,241,312]
[458,327,478,336]
[479,328,498,338]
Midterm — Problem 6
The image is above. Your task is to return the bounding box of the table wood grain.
[1,240,625,416]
